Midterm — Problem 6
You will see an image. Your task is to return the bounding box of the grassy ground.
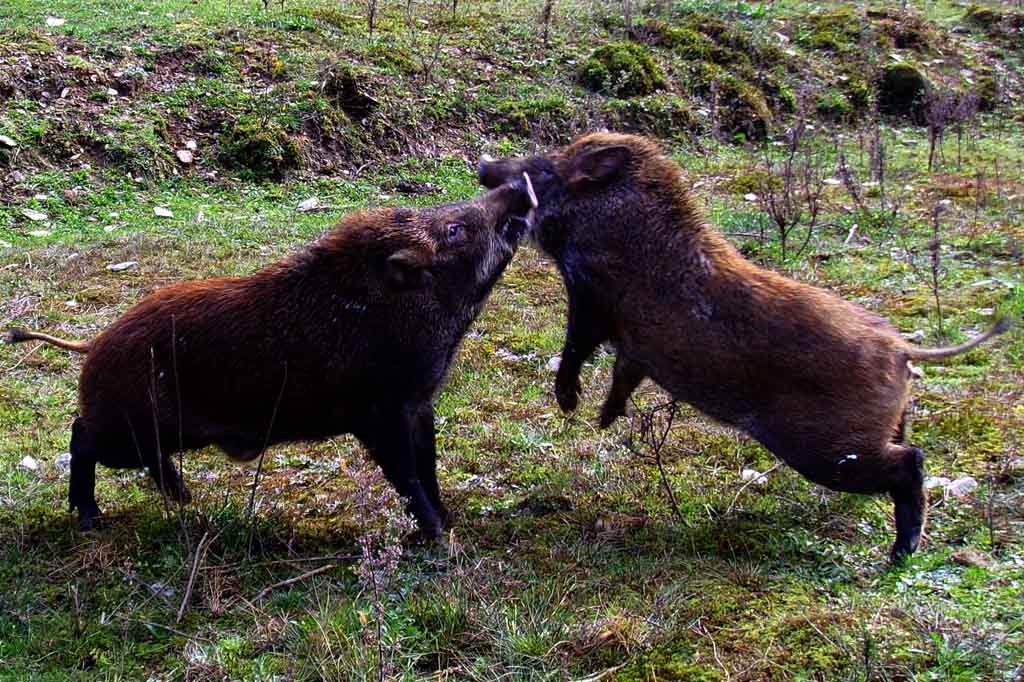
[2,0,1023,679]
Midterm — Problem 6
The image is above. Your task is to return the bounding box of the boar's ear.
[568,145,631,191]
[386,247,434,290]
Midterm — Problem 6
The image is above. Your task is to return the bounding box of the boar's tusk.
[523,172,538,209]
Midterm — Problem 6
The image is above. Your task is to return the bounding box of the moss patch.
[217,117,302,179]
[579,42,666,98]
[798,6,864,52]
[495,94,573,137]
[603,93,697,139]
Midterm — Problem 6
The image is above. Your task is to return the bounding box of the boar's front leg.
[599,354,646,429]
[359,405,444,538]
[556,291,611,414]
[411,402,449,528]
[68,417,102,530]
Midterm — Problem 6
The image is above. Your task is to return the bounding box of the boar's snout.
[478,154,515,189]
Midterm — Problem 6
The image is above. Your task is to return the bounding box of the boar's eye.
[445,223,464,241]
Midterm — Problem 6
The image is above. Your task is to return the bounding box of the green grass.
[2,0,1024,679]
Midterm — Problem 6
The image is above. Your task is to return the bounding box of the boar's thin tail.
[5,327,91,353]
[904,317,1013,362]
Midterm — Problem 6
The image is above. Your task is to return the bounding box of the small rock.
[60,87,70,99]
[823,178,841,186]
[0,134,16,148]
[175,149,194,164]
[45,16,66,27]
[924,476,951,490]
[107,260,138,272]
[546,355,561,372]
[63,188,79,203]
[743,193,758,202]
[297,197,320,212]
[185,140,197,151]
[106,87,119,98]
[148,581,175,599]
[947,476,978,498]
[22,208,47,222]
[951,548,991,568]
[54,452,72,472]
[495,348,522,362]
[103,224,120,233]
[28,230,52,238]
[0,240,11,248]
[741,468,769,485]
[18,456,40,472]
[153,206,173,218]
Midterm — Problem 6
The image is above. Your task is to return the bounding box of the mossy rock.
[319,62,375,121]
[964,5,1002,28]
[578,42,666,98]
[798,7,864,52]
[843,78,871,113]
[643,20,715,61]
[604,94,698,138]
[976,71,1000,111]
[877,62,930,121]
[218,118,302,180]
[495,95,573,136]
[690,63,771,140]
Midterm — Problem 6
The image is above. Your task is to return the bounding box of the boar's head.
[477,133,650,263]
[383,174,538,305]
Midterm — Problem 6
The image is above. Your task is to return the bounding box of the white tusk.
[481,153,495,163]
[523,172,538,208]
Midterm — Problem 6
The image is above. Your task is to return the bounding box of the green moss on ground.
[579,42,667,98]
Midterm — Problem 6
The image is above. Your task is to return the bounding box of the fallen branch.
[570,662,627,682]
[176,531,216,624]
[245,561,333,602]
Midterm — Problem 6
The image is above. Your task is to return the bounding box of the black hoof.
[77,509,105,532]
[598,403,625,429]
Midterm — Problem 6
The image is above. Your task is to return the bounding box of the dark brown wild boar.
[6,176,538,536]
[479,132,1012,561]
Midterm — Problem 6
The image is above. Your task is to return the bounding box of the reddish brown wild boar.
[479,132,1012,560]
[6,177,538,535]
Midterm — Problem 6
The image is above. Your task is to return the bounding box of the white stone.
[18,455,39,471]
[153,206,173,218]
[107,260,138,272]
[947,476,978,498]
[741,468,768,485]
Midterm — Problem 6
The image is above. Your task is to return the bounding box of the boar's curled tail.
[904,317,1013,362]
[5,327,91,353]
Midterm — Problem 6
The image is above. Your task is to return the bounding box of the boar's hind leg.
[148,455,192,505]
[69,418,102,530]
[599,354,646,429]
[359,406,444,538]
[412,404,449,528]
[556,293,611,414]
[889,445,926,562]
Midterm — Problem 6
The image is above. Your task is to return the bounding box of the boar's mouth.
[496,172,537,244]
